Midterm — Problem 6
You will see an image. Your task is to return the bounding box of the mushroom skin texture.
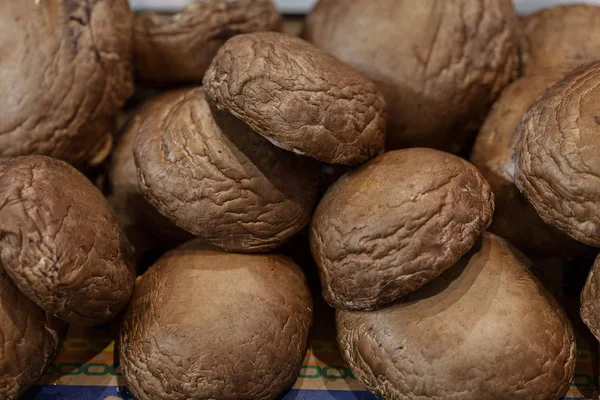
[108,103,192,246]
[0,0,134,166]
[515,61,600,247]
[0,156,135,326]
[310,148,494,311]
[471,67,589,258]
[134,0,282,84]
[120,240,313,400]
[134,88,319,253]
[521,4,600,76]
[581,255,600,342]
[305,0,519,153]
[203,32,387,165]
[0,269,63,400]
[337,233,576,400]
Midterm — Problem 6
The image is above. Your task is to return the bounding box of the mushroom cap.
[120,240,313,400]
[0,0,134,166]
[305,0,519,153]
[134,88,319,253]
[0,156,135,326]
[581,254,600,342]
[134,0,282,84]
[0,269,63,400]
[521,4,600,76]
[310,148,494,310]
[515,61,600,247]
[203,31,387,165]
[337,233,576,400]
[471,67,589,258]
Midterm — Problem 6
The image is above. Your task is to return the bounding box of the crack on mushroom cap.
[133,87,319,253]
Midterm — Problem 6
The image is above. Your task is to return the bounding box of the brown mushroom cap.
[581,254,600,342]
[0,156,135,326]
[337,233,576,400]
[134,87,319,253]
[0,0,134,166]
[515,61,600,247]
[471,67,589,258]
[305,0,519,153]
[134,0,282,84]
[521,4,600,76]
[203,31,387,165]
[310,148,494,311]
[108,103,192,246]
[0,269,63,400]
[120,240,313,400]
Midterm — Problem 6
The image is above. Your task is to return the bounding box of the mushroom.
[581,255,600,342]
[134,0,282,84]
[471,67,589,258]
[0,268,63,400]
[134,87,319,253]
[521,4,600,76]
[515,61,600,247]
[310,148,494,310]
[119,240,313,400]
[203,31,387,165]
[0,0,134,166]
[337,233,576,400]
[0,156,135,326]
[305,0,519,153]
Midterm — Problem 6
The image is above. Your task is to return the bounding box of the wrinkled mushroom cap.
[515,61,600,247]
[305,0,519,153]
[521,4,600,76]
[310,148,494,310]
[0,0,134,166]
[581,254,600,342]
[0,269,63,400]
[134,0,282,84]
[0,156,135,326]
[120,240,313,400]
[471,67,589,258]
[203,31,387,165]
[134,88,319,253]
[337,233,576,400]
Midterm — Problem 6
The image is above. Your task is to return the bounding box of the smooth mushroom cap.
[0,0,134,166]
[521,4,600,76]
[203,31,387,165]
[120,240,313,400]
[310,148,494,311]
[337,233,576,400]
[515,61,600,247]
[108,104,192,246]
[471,67,589,258]
[0,269,63,400]
[581,254,600,342]
[305,0,519,153]
[0,156,135,326]
[134,0,282,84]
[134,87,319,253]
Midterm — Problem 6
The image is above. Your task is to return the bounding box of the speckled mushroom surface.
[521,4,600,76]
[471,67,588,258]
[305,0,519,153]
[581,255,600,342]
[515,61,600,247]
[310,148,494,310]
[0,156,135,326]
[134,0,282,84]
[134,87,319,253]
[0,268,63,400]
[203,31,387,165]
[0,0,134,166]
[337,233,576,400]
[119,240,313,400]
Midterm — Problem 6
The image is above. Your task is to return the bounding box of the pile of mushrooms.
[3,0,600,399]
